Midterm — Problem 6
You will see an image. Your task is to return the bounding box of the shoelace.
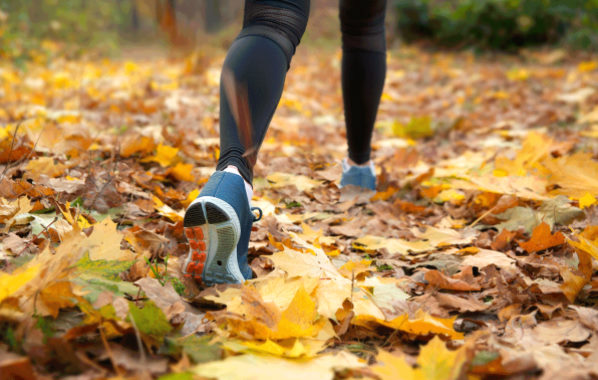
[251,207,263,222]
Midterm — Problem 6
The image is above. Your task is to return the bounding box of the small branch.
[468,205,497,228]
[16,217,58,256]
[0,121,22,179]
[128,311,147,368]
[99,323,124,377]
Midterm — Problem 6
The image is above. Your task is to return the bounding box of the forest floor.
[2,42,598,379]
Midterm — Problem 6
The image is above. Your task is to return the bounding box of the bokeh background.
[2,0,597,64]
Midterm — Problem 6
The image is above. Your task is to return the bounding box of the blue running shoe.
[182,171,261,285]
[340,159,376,191]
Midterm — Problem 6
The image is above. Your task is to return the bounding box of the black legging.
[216,0,387,184]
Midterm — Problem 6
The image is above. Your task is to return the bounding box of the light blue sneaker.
[340,158,376,191]
[182,171,261,285]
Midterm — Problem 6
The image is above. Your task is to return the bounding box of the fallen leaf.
[354,309,463,339]
[141,143,180,167]
[517,222,565,253]
[372,336,467,380]
[425,268,481,291]
[191,351,364,380]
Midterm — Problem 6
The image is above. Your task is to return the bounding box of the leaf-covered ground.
[2,42,598,379]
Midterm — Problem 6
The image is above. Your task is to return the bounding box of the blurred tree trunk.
[205,0,222,32]
[131,0,140,32]
[157,0,180,44]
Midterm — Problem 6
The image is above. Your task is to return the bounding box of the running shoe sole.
[182,196,244,285]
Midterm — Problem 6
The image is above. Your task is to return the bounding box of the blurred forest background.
[1,0,597,64]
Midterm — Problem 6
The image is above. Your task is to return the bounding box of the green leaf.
[127,300,173,343]
[158,373,194,380]
[73,276,138,303]
[177,335,222,364]
[392,116,434,139]
[76,252,134,281]
[494,196,584,234]
[471,350,500,366]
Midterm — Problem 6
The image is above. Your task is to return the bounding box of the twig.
[15,216,58,256]
[350,270,355,304]
[1,119,47,181]
[468,205,497,228]
[74,351,107,376]
[0,121,22,179]
[99,322,124,377]
[128,311,147,368]
[89,147,119,209]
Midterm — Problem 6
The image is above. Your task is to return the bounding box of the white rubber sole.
[182,196,244,285]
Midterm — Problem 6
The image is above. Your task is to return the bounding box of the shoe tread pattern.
[183,197,242,286]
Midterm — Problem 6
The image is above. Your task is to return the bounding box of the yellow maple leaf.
[542,153,598,199]
[24,156,66,180]
[153,196,184,222]
[192,351,364,380]
[506,68,530,81]
[494,131,553,177]
[266,172,322,192]
[354,309,463,339]
[167,162,195,182]
[0,264,41,304]
[568,226,598,261]
[141,143,180,167]
[84,218,135,261]
[353,235,433,257]
[338,259,373,279]
[221,285,328,341]
[579,192,597,209]
[7,228,87,316]
[182,188,200,208]
[372,336,467,380]
[120,134,156,157]
[578,61,597,73]
[233,339,324,358]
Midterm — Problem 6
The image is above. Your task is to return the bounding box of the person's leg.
[216,0,310,185]
[339,0,387,190]
[183,0,310,285]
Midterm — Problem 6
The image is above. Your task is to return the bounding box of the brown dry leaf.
[0,352,36,380]
[434,293,488,313]
[517,222,565,252]
[460,249,516,272]
[424,267,481,291]
[569,306,598,331]
[532,319,591,344]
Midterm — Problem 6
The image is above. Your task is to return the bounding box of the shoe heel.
[183,197,243,285]
[183,202,208,281]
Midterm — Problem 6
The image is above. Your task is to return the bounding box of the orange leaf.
[491,229,518,251]
[517,222,565,252]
